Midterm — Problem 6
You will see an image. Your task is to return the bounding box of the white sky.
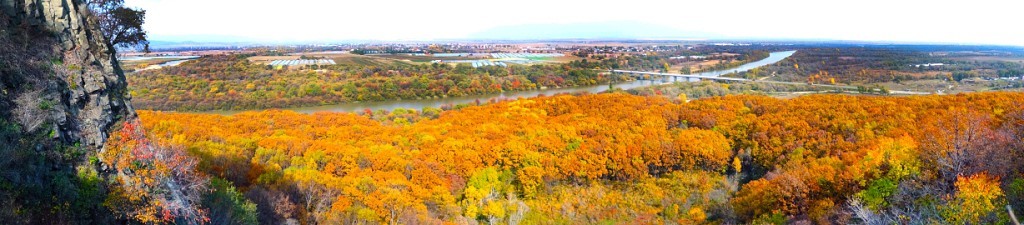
[125,0,1024,46]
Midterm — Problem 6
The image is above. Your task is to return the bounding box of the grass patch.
[38,100,53,110]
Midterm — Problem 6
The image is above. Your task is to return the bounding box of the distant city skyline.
[127,0,1024,46]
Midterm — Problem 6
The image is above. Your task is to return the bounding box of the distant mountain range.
[466,21,721,40]
[143,20,1024,49]
[147,21,721,48]
[146,40,253,49]
[145,34,265,49]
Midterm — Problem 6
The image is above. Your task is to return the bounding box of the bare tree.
[920,109,991,191]
[847,198,883,225]
[105,121,209,224]
[506,194,529,225]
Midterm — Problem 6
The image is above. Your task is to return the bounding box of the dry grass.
[246,56,300,63]
[545,56,583,63]
[899,71,947,79]
[952,56,1024,63]
[330,54,415,66]
[298,52,352,58]
[873,78,1020,94]
[373,54,476,62]
[667,60,725,73]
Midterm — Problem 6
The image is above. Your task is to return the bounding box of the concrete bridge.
[608,70,750,82]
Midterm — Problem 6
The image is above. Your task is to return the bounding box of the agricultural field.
[246,55,300,64]
[372,54,477,63]
[953,56,1024,63]
[330,54,416,67]
[248,53,415,67]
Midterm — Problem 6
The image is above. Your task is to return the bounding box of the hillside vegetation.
[138,92,1024,224]
[128,55,607,111]
[753,46,1024,84]
[1,0,216,223]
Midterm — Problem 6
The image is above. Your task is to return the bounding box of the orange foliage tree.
[135,92,1024,224]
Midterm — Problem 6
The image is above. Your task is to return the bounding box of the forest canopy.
[128,55,607,111]
[136,92,1024,224]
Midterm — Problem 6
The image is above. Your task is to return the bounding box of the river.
[124,56,200,72]
[200,51,796,115]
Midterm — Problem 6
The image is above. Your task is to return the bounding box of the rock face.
[1,1,138,223]
[0,0,134,149]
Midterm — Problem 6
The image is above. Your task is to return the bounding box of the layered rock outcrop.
[1,0,134,149]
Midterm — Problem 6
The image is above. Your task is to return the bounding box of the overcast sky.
[125,0,1024,46]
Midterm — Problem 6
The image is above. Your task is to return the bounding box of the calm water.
[126,56,199,72]
[159,59,195,67]
[200,51,796,115]
[121,56,199,61]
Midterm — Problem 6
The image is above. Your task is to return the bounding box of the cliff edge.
[1,0,135,223]
[1,0,133,149]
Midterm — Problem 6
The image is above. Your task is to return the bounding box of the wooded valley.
[123,92,1024,224]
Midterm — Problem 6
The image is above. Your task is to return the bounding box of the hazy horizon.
[127,0,1024,46]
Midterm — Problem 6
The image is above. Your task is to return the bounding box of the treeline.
[628,80,828,100]
[763,47,931,83]
[136,92,1024,224]
[705,50,771,72]
[759,47,1024,83]
[128,55,608,111]
[570,48,772,73]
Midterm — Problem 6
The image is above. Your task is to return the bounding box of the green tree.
[204,178,259,225]
[88,0,149,51]
[680,66,692,74]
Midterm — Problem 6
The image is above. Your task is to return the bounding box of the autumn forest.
[120,92,1024,224]
[7,0,1024,224]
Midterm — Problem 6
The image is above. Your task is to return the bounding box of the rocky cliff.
[1,0,134,223]
[1,0,133,148]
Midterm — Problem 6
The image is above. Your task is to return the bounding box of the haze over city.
[128,0,1024,45]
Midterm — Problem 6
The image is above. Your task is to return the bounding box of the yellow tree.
[943,173,1005,224]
